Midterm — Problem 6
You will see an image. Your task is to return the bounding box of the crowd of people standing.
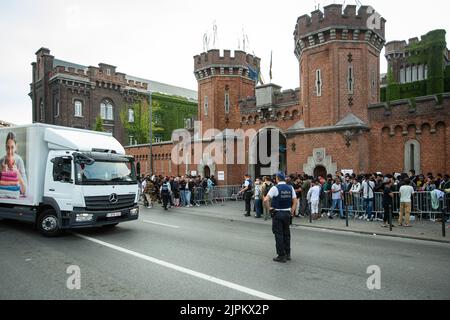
[246,170,450,227]
[138,174,217,210]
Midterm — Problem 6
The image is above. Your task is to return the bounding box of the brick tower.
[193,49,260,135]
[294,4,386,128]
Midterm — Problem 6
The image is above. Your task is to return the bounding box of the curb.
[291,223,450,244]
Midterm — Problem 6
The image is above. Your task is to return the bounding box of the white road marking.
[74,233,284,300]
[141,220,180,229]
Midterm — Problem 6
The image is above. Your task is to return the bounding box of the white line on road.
[141,220,180,229]
[74,233,284,300]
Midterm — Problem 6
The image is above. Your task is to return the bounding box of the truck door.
[45,156,74,211]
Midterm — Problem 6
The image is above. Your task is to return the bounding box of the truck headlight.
[76,213,94,222]
[130,208,139,216]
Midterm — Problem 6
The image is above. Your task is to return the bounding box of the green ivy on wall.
[406,29,446,95]
[382,29,448,102]
[151,93,197,142]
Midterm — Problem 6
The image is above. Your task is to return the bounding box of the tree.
[94,115,104,132]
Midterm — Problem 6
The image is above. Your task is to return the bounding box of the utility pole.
[148,88,153,176]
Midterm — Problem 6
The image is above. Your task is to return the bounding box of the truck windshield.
[75,155,137,185]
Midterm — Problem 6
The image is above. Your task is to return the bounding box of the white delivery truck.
[0,123,139,236]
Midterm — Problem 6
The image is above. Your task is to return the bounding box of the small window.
[74,101,83,117]
[129,135,134,146]
[399,67,405,84]
[224,92,230,113]
[418,65,424,81]
[55,100,60,117]
[412,65,418,82]
[155,136,162,143]
[128,108,134,123]
[371,70,376,96]
[315,69,322,97]
[204,96,209,116]
[347,66,354,94]
[100,100,114,120]
[106,69,111,76]
[406,66,411,83]
[40,100,44,121]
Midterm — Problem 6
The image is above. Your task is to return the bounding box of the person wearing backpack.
[160,178,172,211]
[261,176,273,221]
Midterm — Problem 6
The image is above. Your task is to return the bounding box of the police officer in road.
[239,174,253,217]
[264,172,298,263]
[160,178,172,211]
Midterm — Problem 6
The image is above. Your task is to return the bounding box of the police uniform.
[160,181,172,210]
[267,180,296,262]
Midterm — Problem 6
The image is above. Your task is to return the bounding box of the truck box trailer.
[0,123,139,236]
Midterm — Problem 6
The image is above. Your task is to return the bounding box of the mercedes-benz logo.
[109,193,118,204]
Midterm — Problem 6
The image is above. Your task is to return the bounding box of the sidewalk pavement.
[161,201,450,244]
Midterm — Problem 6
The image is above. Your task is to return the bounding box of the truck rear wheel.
[38,209,61,237]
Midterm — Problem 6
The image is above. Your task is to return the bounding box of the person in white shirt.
[307,180,322,220]
[328,179,344,219]
[398,178,415,227]
[362,174,376,221]
[349,177,361,217]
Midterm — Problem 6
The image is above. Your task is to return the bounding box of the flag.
[269,51,273,82]
[247,65,259,83]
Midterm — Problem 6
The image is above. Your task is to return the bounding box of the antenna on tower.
[212,20,218,48]
[203,33,210,52]
[242,26,246,52]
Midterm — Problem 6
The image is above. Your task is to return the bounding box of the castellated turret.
[293,4,386,129]
[193,49,261,134]
[193,49,260,81]
[294,4,386,59]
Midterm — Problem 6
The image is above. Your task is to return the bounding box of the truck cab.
[40,150,139,235]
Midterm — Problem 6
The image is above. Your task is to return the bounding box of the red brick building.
[126,4,450,184]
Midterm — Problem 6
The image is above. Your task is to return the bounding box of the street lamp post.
[148,88,153,176]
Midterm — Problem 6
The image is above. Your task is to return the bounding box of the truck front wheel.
[38,209,61,237]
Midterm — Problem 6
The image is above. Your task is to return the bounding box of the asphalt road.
[1,205,449,300]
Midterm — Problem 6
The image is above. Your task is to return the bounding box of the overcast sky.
[0,0,449,125]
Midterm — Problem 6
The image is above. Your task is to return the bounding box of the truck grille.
[84,194,136,211]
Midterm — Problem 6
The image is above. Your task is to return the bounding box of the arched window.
[100,99,114,120]
[128,108,134,123]
[404,140,420,174]
[74,100,83,117]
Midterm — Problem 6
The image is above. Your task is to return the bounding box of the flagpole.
[269,50,273,83]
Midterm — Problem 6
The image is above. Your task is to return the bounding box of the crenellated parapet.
[294,4,386,59]
[193,49,260,81]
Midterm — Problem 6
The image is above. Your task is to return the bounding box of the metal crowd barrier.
[211,185,243,204]
[319,191,450,221]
